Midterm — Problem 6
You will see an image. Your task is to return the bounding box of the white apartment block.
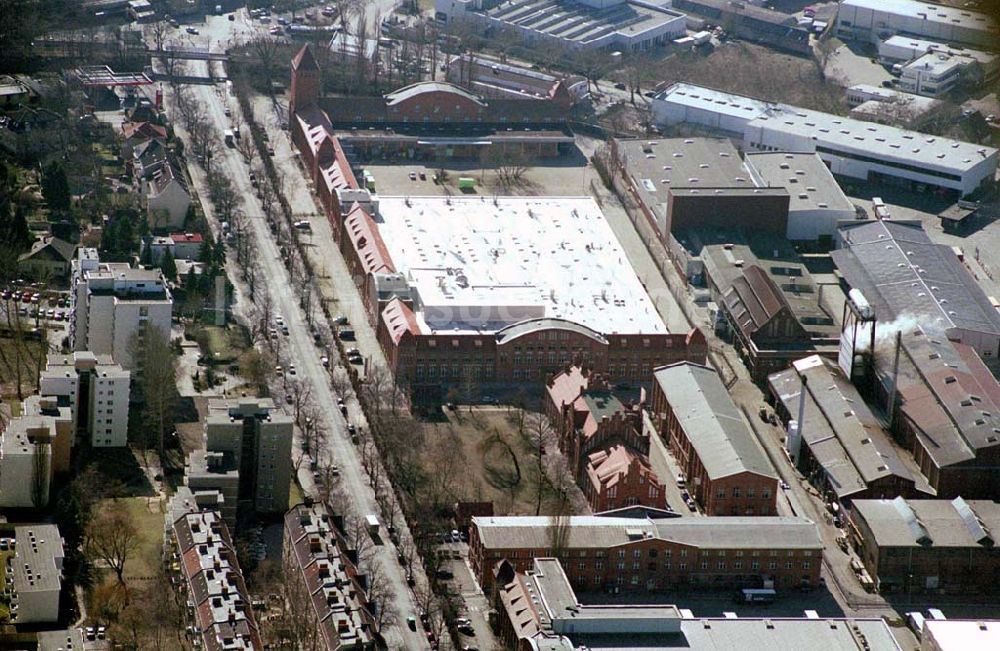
[40,351,130,448]
[184,398,293,525]
[9,525,65,624]
[0,416,55,508]
[70,248,173,369]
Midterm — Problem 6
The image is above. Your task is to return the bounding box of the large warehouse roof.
[374,196,667,335]
[833,221,1000,338]
[841,0,992,32]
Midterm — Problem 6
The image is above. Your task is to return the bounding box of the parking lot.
[1,287,71,328]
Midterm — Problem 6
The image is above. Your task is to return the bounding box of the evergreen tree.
[0,199,31,253]
[160,249,177,281]
[41,161,71,213]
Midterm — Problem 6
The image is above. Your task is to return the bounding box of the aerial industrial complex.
[5,0,1000,648]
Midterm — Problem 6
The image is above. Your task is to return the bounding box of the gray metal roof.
[572,617,902,650]
[653,362,777,480]
[852,497,1000,548]
[384,81,485,107]
[834,220,1000,338]
[767,356,929,499]
[473,515,821,551]
[495,318,608,345]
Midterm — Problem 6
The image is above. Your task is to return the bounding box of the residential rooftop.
[653,362,777,480]
[283,503,374,649]
[12,525,64,594]
[374,196,668,335]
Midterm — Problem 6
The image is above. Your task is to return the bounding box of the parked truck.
[366,514,380,537]
[224,129,234,146]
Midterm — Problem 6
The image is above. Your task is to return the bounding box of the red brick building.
[650,362,779,516]
[583,446,666,513]
[545,366,666,512]
[289,47,707,400]
[470,514,823,594]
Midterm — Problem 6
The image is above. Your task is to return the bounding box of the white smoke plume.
[853,313,924,353]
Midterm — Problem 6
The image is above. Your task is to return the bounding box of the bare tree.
[128,325,177,462]
[525,413,556,515]
[363,557,398,633]
[86,500,140,585]
[31,434,50,508]
[490,148,531,189]
[249,35,281,92]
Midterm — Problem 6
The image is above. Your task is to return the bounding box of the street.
[151,16,431,649]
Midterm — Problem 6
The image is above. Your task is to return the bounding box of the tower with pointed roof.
[289,44,321,118]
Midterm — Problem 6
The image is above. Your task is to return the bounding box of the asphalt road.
[152,25,430,651]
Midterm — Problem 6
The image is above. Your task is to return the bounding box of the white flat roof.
[659,83,996,175]
[658,82,774,123]
[922,620,1000,650]
[905,51,966,75]
[881,35,996,65]
[375,196,667,335]
[748,107,995,174]
[842,0,992,31]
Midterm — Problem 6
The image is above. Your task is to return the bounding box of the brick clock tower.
[289,44,321,118]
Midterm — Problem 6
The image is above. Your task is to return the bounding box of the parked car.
[686,499,697,512]
[186,26,199,35]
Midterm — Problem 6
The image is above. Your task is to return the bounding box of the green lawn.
[119,497,165,584]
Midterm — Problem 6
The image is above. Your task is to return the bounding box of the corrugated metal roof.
[834,221,1000,337]
[852,497,1000,548]
[653,362,777,480]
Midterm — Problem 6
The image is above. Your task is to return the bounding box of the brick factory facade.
[469,514,823,594]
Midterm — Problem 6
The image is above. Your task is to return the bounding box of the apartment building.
[849,497,1000,595]
[469,514,823,593]
[8,525,65,624]
[0,415,56,508]
[283,503,376,650]
[184,398,293,526]
[545,366,666,512]
[650,363,779,515]
[169,510,262,650]
[70,248,173,369]
[40,351,130,448]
